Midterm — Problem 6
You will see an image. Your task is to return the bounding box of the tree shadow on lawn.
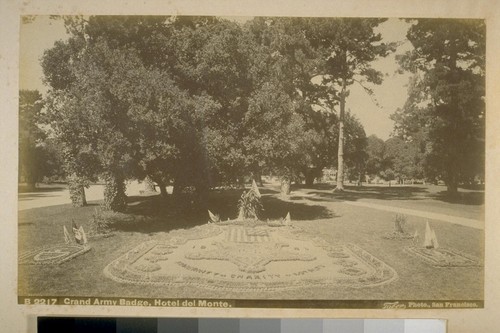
[306,185,429,202]
[304,184,484,206]
[430,190,484,205]
[112,190,335,234]
[18,184,67,193]
[293,184,484,205]
[262,196,336,220]
[18,193,68,201]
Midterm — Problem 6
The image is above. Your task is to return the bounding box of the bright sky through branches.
[19,16,412,140]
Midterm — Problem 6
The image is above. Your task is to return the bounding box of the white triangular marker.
[251,179,261,198]
[283,212,291,225]
[63,226,71,244]
[423,221,433,248]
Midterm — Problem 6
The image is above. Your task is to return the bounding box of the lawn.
[18,183,484,302]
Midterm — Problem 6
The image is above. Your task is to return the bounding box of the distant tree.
[18,90,64,189]
[344,113,368,185]
[19,90,46,190]
[395,19,485,195]
[365,135,385,179]
[384,136,423,183]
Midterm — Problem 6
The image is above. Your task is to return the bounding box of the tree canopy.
[37,15,409,211]
[393,19,485,193]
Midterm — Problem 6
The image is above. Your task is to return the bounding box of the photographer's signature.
[382,301,407,309]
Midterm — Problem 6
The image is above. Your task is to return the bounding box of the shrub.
[394,214,407,234]
[237,187,263,220]
[88,207,112,237]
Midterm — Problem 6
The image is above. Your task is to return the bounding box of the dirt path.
[18,181,150,211]
[341,200,483,230]
[288,186,484,230]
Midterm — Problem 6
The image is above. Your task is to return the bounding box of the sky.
[19,16,413,140]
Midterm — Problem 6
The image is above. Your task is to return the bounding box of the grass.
[18,184,484,301]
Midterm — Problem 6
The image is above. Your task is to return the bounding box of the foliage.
[88,207,112,236]
[304,18,396,190]
[365,135,386,178]
[343,112,368,183]
[394,19,485,194]
[394,214,408,234]
[103,173,127,212]
[237,187,263,220]
[67,174,89,207]
[365,134,425,183]
[383,213,414,240]
[19,90,48,188]
[244,17,348,191]
[41,16,380,208]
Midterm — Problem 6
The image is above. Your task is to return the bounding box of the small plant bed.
[19,244,91,265]
[87,207,115,239]
[382,214,415,240]
[404,246,482,267]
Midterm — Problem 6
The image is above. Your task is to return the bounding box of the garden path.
[341,200,483,230]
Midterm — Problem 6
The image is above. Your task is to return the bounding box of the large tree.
[42,17,168,210]
[245,17,336,193]
[306,18,396,191]
[41,15,380,207]
[394,19,485,194]
[43,16,248,209]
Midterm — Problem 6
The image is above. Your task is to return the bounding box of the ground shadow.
[307,185,429,202]
[262,196,336,220]
[18,184,67,193]
[459,184,485,191]
[302,183,484,206]
[18,193,67,201]
[430,191,484,205]
[111,189,335,234]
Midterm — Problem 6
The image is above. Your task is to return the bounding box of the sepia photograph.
[16,15,486,310]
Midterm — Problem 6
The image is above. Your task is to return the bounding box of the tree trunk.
[79,185,87,206]
[280,177,291,196]
[158,184,168,197]
[68,174,87,207]
[305,169,316,187]
[446,173,459,197]
[252,170,263,187]
[335,79,347,192]
[144,176,157,193]
[103,173,127,212]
